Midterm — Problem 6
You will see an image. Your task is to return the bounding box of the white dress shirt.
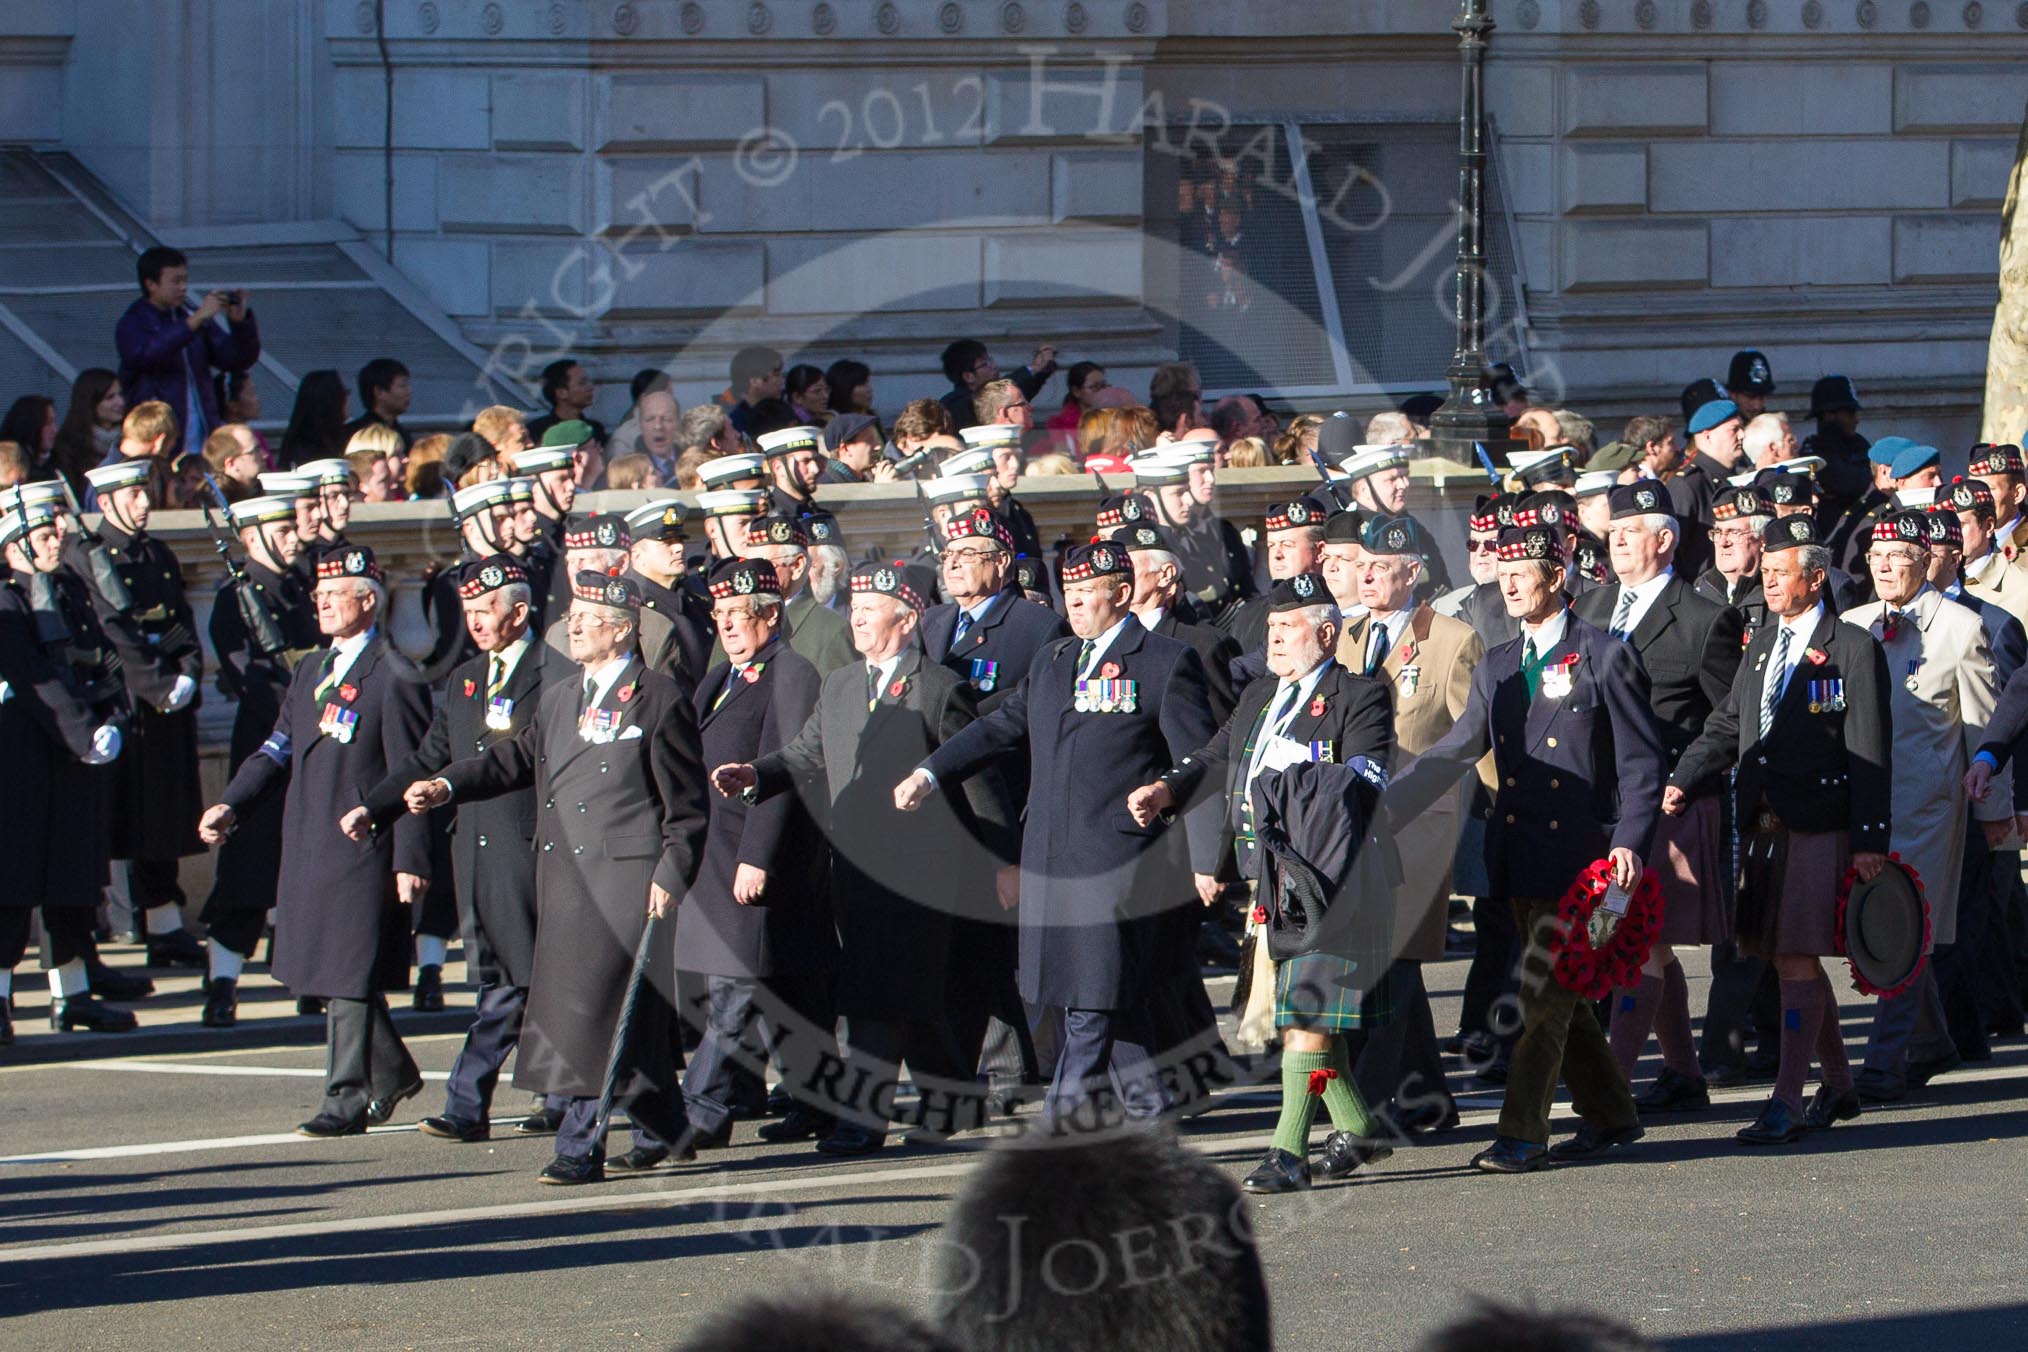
[1761,601,1823,714]
[1608,568,1675,637]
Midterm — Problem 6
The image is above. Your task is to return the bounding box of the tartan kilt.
[1274,952,1394,1031]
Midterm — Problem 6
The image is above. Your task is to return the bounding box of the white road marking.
[51,1059,451,1082]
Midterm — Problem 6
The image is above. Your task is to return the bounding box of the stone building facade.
[2,0,2024,445]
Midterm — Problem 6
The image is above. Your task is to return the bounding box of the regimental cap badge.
[1292,573,1316,598]
[1092,545,1114,572]
[605,579,628,605]
[344,549,366,575]
[594,519,619,547]
[1287,500,1311,525]
[480,564,504,588]
[768,519,795,544]
[1789,518,1811,540]
[874,567,896,591]
[1133,525,1159,546]
[1750,355,1769,384]
[1538,501,1563,526]
[1525,532,1549,559]
[1122,496,1144,522]
[1384,522,1409,551]
[733,569,756,594]
[1633,486,1659,512]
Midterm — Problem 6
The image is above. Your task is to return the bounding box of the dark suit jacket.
[1146,606,1243,721]
[1385,611,1666,899]
[922,589,1069,717]
[1672,605,1893,852]
[678,637,829,980]
[1575,573,1745,769]
[439,654,709,1096]
[924,616,1223,1010]
[752,645,1017,1020]
[364,639,545,987]
[221,632,432,998]
[1167,661,1395,874]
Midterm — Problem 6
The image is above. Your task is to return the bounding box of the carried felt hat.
[1838,858,1930,998]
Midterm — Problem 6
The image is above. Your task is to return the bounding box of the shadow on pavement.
[1660,1302,2028,1351]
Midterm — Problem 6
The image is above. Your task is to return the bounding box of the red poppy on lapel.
[1804,647,1829,666]
[741,666,762,684]
[1558,653,1581,669]
[1397,642,1413,662]
[338,684,357,702]
[617,683,635,703]
[462,679,476,698]
[1099,661,1121,679]
[1308,696,1327,718]
[888,678,907,699]
[973,633,985,645]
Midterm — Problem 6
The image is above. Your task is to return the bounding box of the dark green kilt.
[1274,951,1394,1031]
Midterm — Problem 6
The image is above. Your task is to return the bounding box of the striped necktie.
[312,648,342,700]
[486,653,507,698]
[1609,589,1636,640]
[1761,626,1792,740]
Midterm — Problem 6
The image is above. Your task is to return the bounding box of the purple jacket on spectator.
[114,299,261,454]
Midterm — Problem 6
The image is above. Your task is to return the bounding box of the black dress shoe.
[144,928,207,968]
[86,962,154,1000]
[297,1113,366,1138]
[418,1115,489,1142]
[1317,1131,1393,1180]
[1802,1085,1862,1131]
[1854,1075,1907,1104]
[297,996,327,1016]
[366,1077,425,1125]
[1736,1096,1805,1145]
[1471,1136,1551,1173]
[49,994,137,1032]
[412,964,444,1012]
[1549,1121,1646,1160]
[539,1152,604,1185]
[1241,1148,1312,1194]
[682,1123,733,1151]
[814,1124,886,1157]
[606,1145,674,1173]
[516,1105,565,1136]
[1635,1067,1710,1113]
[762,1089,796,1117]
[1744,1047,1781,1078]
[1907,1050,1963,1087]
[200,977,238,1028]
[758,1105,836,1143]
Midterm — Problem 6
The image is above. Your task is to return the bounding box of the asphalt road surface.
[3,942,2025,1351]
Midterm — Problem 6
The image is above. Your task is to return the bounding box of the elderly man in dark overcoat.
[405,570,710,1184]
[348,554,548,1143]
[674,557,831,1149]
[899,540,1224,1131]
[200,545,431,1137]
[713,560,1018,1158]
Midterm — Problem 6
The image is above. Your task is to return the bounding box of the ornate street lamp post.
[1424,0,1526,469]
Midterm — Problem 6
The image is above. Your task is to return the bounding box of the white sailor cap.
[1573,470,1618,499]
[0,481,67,513]
[257,472,317,499]
[924,474,990,504]
[1505,446,1572,484]
[229,495,298,528]
[697,488,771,518]
[1129,455,1190,486]
[939,448,995,478]
[297,458,356,487]
[756,425,823,458]
[959,424,1022,450]
[508,446,575,475]
[695,453,766,488]
[1893,486,1940,510]
[452,478,516,520]
[84,459,153,493]
[1339,444,1411,480]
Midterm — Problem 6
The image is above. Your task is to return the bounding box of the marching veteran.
[1669,515,1893,1145]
